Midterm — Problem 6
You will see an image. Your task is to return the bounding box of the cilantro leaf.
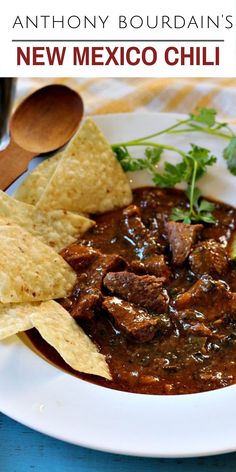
[194,196,216,224]
[113,145,163,173]
[171,192,216,225]
[113,146,146,172]
[186,145,217,181]
[171,208,192,224]
[223,137,236,175]
[144,147,163,165]
[152,161,186,188]
[199,213,216,224]
[198,199,215,213]
[112,145,129,163]
[187,186,201,208]
[189,108,217,128]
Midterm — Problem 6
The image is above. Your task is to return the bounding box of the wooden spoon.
[0,84,84,190]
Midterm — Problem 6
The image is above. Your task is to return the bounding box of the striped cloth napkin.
[17,77,236,122]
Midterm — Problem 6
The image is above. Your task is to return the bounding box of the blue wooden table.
[1,413,236,472]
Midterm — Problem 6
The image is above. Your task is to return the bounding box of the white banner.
[0,0,235,77]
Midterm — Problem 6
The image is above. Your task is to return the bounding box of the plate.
[1,112,236,458]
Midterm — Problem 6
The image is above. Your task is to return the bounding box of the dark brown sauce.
[26,187,236,395]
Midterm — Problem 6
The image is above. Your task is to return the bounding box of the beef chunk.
[70,293,100,320]
[93,253,127,278]
[165,221,203,265]
[60,243,98,271]
[189,239,229,277]
[102,297,160,342]
[122,205,157,260]
[174,275,235,321]
[103,271,169,313]
[130,255,171,280]
[61,243,126,273]
[63,245,126,320]
[173,309,212,337]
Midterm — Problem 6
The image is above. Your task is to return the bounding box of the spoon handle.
[0,140,35,190]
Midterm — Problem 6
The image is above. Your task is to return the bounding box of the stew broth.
[27,187,236,395]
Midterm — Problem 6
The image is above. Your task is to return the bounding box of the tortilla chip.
[36,118,132,214]
[0,300,111,379]
[0,218,76,303]
[0,191,94,252]
[14,153,61,205]
[30,209,94,252]
[30,300,111,379]
[0,302,34,339]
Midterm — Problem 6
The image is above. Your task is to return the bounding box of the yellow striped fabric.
[16,78,236,123]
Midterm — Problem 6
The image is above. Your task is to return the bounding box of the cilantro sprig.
[113,107,236,176]
[223,137,236,176]
[114,146,163,172]
[154,145,217,224]
[172,186,216,225]
[169,108,236,175]
[112,107,236,224]
[113,142,217,224]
